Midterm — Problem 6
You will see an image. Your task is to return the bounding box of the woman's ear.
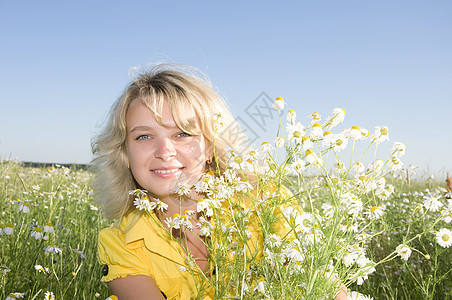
[206,142,214,165]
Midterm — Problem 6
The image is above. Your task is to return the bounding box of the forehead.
[126,99,175,127]
[126,98,201,134]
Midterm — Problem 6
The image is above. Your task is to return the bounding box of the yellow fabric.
[98,185,294,299]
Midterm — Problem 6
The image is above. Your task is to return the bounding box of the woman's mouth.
[153,168,181,174]
[151,167,183,178]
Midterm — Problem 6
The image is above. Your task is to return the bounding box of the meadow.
[1,105,451,299]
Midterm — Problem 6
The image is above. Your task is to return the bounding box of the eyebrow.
[129,125,177,133]
[129,126,154,133]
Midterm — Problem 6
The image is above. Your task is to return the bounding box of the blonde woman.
[92,64,346,299]
[92,64,250,299]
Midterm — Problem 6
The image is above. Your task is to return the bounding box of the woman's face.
[126,99,211,198]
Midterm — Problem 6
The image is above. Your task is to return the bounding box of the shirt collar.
[121,210,186,263]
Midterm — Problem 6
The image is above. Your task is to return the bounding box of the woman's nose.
[154,138,176,161]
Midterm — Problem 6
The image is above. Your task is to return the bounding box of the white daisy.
[295,212,313,233]
[308,111,321,121]
[18,202,30,213]
[304,149,319,165]
[4,223,14,235]
[395,244,412,261]
[254,278,266,293]
[44,222,54,234]
[321,203,335,219]
[324,108,346,129]
[423,195,443,212]
[44,244,62,255]
[389,156,403,171]
[290,157,306,175]
[72,248,86,258]
[287,122,305,144]
[5,293,25,300]
[133,196,155,212]
[301,136,314,150]
[332,133,348,152]
[164,217,178,230]
[34,264,50,274]
[392,142,406,157]
[348,125,362,139]
[260,142,273,153]
[371,126,389,144]
[272,96,284,110]
[31,227,44,240]
[175,184,191,196]
[155,199,168,212]
[346,291,373,300]
[309,123,323,139]
[364,205,385,220]
[435,228,452,248]
[274,136,285,148]
[178,265,189,272]
[44,291,55,300]
[353,161,365,174]
[322,131,335,147]
[213,112,224,132]
[287,109,296,122]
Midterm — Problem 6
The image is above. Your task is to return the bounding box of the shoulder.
[98,210,151,252]
[97,212,153,282]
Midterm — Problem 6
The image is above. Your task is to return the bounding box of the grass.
[1,159,451,299]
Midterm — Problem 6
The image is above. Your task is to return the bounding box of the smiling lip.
[151,167,183,178]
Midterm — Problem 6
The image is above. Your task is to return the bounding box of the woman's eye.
[178,132,191,138]
[136,135,150,140]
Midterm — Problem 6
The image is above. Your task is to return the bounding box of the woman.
[92,63,346,299]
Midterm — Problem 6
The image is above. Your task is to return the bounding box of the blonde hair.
[91,63,247,220]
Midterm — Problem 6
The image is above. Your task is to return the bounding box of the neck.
[153,189,202,225]
[160,195,196,219]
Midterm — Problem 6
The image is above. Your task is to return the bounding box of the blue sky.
[1,1,451,177]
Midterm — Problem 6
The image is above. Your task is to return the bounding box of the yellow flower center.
[234,156,243,164]
[351,125,360,130]
[323,131,332,136]
[293,131,302,138]
[275,96,284,102]
[35,227,42,232]
[301,136,309,142]
[305,149,313,156]
[336,139,343,146]
[380,127,388,136]
[442,234,450,242]
[312,123,322,128]
[371,206,378,212]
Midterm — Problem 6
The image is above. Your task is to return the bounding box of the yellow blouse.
[98,186,294,299]
[98,209,214,299]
